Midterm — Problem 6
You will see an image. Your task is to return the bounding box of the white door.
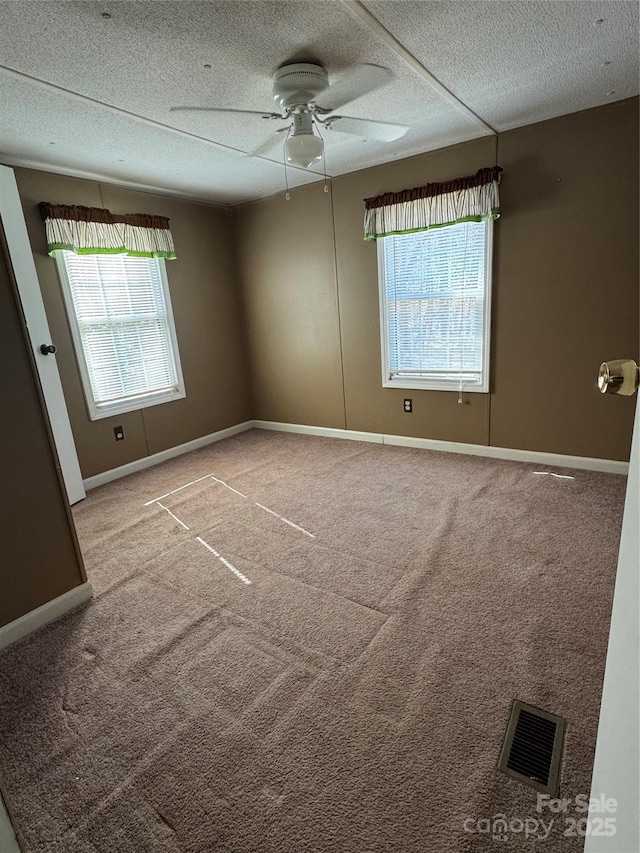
[585,385,638,851]
[0,165,85,505]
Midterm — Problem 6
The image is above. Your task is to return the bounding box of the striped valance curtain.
[363,166,502,242]
[38,203,177,259]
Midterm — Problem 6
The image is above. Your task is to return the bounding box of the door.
[0,165,85,505]
[585,362,639,852]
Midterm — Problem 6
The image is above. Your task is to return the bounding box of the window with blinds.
[377,219,492,392]
[55,252,185,420]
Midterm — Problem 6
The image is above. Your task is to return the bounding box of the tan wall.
[234,99,639,461]
[232,183,345,428]
[15,168,253,478]
[491,100,639,458]
[0,236,85,628]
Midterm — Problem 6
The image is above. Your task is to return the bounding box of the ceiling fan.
[170,61,409,168]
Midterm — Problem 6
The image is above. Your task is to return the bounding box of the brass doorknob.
[598,359,639,396]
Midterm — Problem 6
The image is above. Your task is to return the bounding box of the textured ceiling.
[0,0,637,205]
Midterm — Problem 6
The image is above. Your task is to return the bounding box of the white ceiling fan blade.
[314,64,393,112]
[324,115,409,143]
[248,127,290,158]
[170,106,283,119]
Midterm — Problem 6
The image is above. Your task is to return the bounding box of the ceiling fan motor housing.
[273,63,328,110]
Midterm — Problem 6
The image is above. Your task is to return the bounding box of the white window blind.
[56,252,185,419]
[378,220,492,392]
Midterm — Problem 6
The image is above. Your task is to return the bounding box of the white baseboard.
[83,421,254,490]
[381,433,629,474]
[0,581,93,652]
[82,417,628,492]
[253,420,629,475]
[252,419,383,444]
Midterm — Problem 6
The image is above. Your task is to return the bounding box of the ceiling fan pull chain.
[315,119,329,193]
[283,130,291,201]
[322,144,329,192]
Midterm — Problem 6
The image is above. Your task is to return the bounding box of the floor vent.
[498,700,565,796]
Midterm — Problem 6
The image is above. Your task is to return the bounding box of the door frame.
[585,393,639,852]
[0,165,85,505]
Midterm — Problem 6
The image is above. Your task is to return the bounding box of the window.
[378,219,493,392]
[54,251,185,420]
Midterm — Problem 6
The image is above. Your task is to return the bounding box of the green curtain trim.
[47,243,177,260]
[364,209,500,242]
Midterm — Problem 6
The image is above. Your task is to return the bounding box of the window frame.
[377,218,494,394]
[54,251,186,421]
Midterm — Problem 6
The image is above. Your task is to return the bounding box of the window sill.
[88,388,186,421]
[382,377,489,393]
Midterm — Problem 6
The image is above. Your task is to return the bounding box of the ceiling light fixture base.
[273,63,329,110]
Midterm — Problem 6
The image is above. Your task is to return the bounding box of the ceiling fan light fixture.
[170,61,406,168]
[284,132,323,168]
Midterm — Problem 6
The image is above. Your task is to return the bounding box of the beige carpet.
[0,429,626,851]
